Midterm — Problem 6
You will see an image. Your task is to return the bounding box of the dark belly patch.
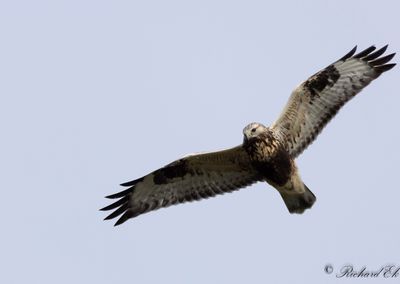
[253,150,292,186]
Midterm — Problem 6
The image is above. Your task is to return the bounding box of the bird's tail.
[280,184,316,214]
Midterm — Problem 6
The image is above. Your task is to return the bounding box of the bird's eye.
[251,128,256,133]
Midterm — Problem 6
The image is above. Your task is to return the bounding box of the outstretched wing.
[100,146,262,225]
[272,45,396,158]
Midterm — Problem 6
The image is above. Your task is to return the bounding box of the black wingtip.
[114,211,133,226]
[120,176,144,187]
[103,204,129,220]
[363,45,388,61]
[354,45,376,58]
[100,196,129,211]
[350,45,396,74]
[338,45,357,61]
[102,177,145,225]
[105,188,132,199]
[374,63,396,73]
[114,219,125,226]
[369,53,396,66]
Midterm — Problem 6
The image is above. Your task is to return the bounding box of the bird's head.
[243,122,268,143]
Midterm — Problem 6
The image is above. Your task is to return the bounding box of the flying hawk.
[101,45,396,226]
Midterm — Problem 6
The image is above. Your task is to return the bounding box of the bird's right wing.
[101,146,262,225]
[271,45,396,158]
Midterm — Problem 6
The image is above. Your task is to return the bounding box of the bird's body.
[243,123,291,187]
[242,123,315,213]
[101,45,396,226]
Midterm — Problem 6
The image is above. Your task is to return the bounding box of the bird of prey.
[101,45,396,226]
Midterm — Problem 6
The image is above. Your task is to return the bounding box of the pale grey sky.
[1,1,399,283]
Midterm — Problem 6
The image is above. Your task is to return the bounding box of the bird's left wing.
[101,146,262,225]
[271,45,396,158]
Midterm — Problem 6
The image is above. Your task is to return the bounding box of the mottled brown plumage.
[101,45,395,226]
[272,45,396,158]
[243,124,292,186]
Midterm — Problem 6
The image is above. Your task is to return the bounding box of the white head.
[243,122,268,141]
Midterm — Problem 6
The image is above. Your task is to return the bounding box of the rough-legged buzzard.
[101,45,395,226]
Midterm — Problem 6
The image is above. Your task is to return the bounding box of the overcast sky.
[1,1,399,283]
